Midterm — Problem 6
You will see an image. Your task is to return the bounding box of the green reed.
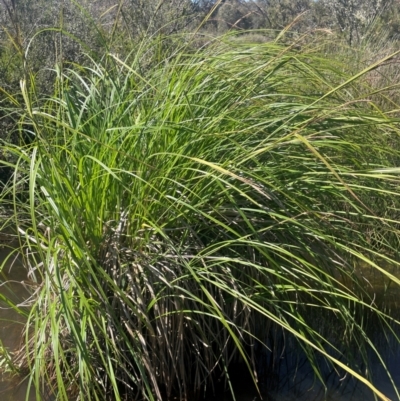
[1,32,400,401]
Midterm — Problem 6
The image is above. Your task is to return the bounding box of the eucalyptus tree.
[319,0,394,45]
[214,0,315,32]
[0,0,115,91]
[251,0,313,29]
[215,0,254,32]
[118,0,202,38]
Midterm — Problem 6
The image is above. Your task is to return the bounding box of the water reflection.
[0,244,36,401]
[213,326,400,401]
[264,260,400,401]
[207,261,400,401]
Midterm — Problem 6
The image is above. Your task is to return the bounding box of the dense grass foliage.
[1,33,400,400]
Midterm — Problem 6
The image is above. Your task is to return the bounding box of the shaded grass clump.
[2,33,400,400]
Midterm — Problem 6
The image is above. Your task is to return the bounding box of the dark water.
[0,245,399,401]
[207,261,400,401]
[205,332,400,401]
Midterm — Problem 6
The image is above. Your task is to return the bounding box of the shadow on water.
[206,261,400,401]
[205,330,400,401]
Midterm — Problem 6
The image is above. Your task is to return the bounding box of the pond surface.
[0,245,399,401]
[205,333,400,401]
[207,261,400,401]
[0,244,36,401]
